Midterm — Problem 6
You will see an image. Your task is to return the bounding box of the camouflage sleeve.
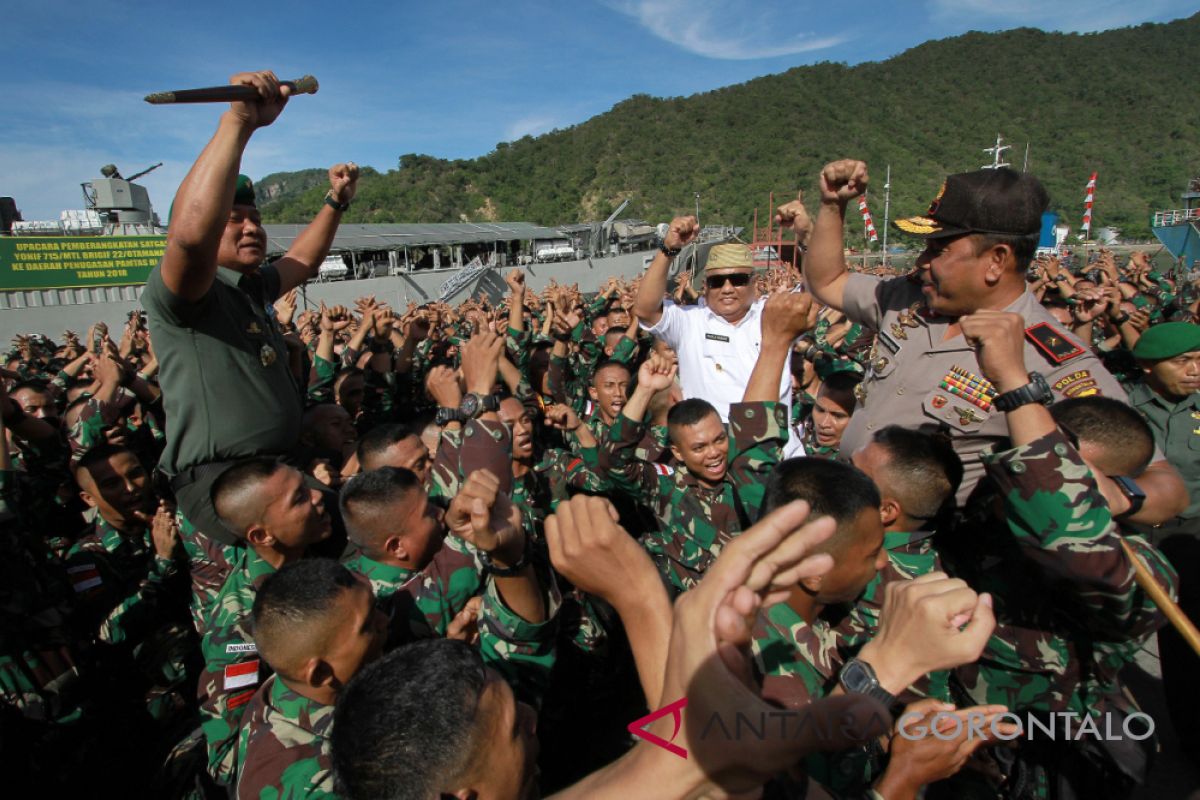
[234,683,337,800]
[388,543,485,642]
[65,548,181,646]
[599,414,661,501]
[546,353,573,408]
[306,354,337,406]
[983,430,1176,638]
[609,336,638,365]
[67,395,122,454]
[199,620,266,785]
[477,567,561,709]
[428,426,464,502]
[506,326,531,370]
[726,401,787,516]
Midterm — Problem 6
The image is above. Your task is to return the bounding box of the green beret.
[169,174,256,224]
[1131,322,1200,361]
[233,175,257,207]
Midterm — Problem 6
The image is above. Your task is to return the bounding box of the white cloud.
[504,114,563,141]
[605,0,848,60]
[927,0,1192,32]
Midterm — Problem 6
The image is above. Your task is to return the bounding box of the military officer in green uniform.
[1125,321,1200,756]
[794,160,1189,519]
[140,69,359,614]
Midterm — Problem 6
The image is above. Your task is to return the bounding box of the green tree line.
[258,14,1200,243]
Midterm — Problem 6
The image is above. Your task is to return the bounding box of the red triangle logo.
[627,697,688,759]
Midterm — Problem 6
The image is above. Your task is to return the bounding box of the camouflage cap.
[1131,322,1200,360]
[703,243,755,272]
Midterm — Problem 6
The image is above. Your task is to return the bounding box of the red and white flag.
[1081,172,1097,235]
[223,659,260,691]
[858,196,879,243]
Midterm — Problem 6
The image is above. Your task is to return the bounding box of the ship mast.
[982,133,1011,170]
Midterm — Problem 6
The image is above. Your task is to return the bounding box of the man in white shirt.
[635,216,810,456]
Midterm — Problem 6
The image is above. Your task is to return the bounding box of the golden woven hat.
[703,243,755,272]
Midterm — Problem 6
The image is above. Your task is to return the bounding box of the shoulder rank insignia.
[1025,323,1085,365]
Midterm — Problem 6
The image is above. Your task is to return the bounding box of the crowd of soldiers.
[2,71,1200,799]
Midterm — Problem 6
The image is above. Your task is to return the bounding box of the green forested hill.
[258,14,1200,241]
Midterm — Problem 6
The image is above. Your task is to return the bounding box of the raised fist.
[663,215,700,250]
[819,160,870,204]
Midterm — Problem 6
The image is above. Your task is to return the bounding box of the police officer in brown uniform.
[141,70,359,593]
[788,160,1188,520]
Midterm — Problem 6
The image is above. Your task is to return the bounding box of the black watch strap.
[659,243,682,258]
[435,407,466,426]
[993,372,1053,413]
[324,191,351,212]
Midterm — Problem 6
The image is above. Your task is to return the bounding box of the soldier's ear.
[306,657,333,689]
[246,524,273,548]
[588,386,599,401]
[385,535,408,561]
[78,489,99,510]
[669,444,684,465]
[799,573,823,593]
[879,498,901,527]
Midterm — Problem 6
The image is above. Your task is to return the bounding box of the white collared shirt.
[643,297,803,457]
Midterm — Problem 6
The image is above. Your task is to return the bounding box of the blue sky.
[2,0,1194,220]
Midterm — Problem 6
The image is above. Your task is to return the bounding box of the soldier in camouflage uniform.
[934,310,1177,798]
[235,559,388,799]
[340,466,486,640]
[198,459,334,786]
[602,291,814,592]
[65,444,197,726]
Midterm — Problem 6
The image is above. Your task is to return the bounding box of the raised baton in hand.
[145,75,318,104]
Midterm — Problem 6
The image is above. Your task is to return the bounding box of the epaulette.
[1025,322,1085,365]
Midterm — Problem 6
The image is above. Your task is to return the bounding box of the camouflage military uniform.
[64,518,196,721]
[604,401,786,592]
[343,541,484,643]
[178,511,240,635]
[477,568,561,709]
[197,546,278,785]
[234,675,337,800]
[833,531,950,703]
[947,431,1176,797]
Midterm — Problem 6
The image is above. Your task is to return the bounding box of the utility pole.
[982,133,1011,170]
[882,164,892,268]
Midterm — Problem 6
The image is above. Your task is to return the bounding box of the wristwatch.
[838,658,897,708]
[458,392,499,420]
[659,243,682,258]
[434,407,466,426]
[1111,475,1146,517]
[992,372,1054,413]
[324,190,351,212]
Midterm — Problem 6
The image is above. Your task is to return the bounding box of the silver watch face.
[840,659,875,693]
[459,394,480,417]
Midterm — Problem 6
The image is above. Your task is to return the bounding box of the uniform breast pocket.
[922,387,992,432]
[702,334,735,375]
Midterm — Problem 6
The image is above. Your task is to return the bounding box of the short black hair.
[10,378,51,397]
[763,458,881,552]
[869,426,963,521]
[252,558,359,675]
[970,231,1040,271]
[1050,396,1155,476]
[331,639,487,800]
[821,371,863,395]
[592,359,631,382]
[211,457,285,536]
[73,442,139,482]
[356,423,417,469]
[339,467,422,548]
[667,398,719,430]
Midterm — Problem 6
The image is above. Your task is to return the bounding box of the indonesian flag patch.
[224,659,260,691]
[652,463,675,476]
[67,563,102,593]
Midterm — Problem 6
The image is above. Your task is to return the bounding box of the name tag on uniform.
[705,333,730,343]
